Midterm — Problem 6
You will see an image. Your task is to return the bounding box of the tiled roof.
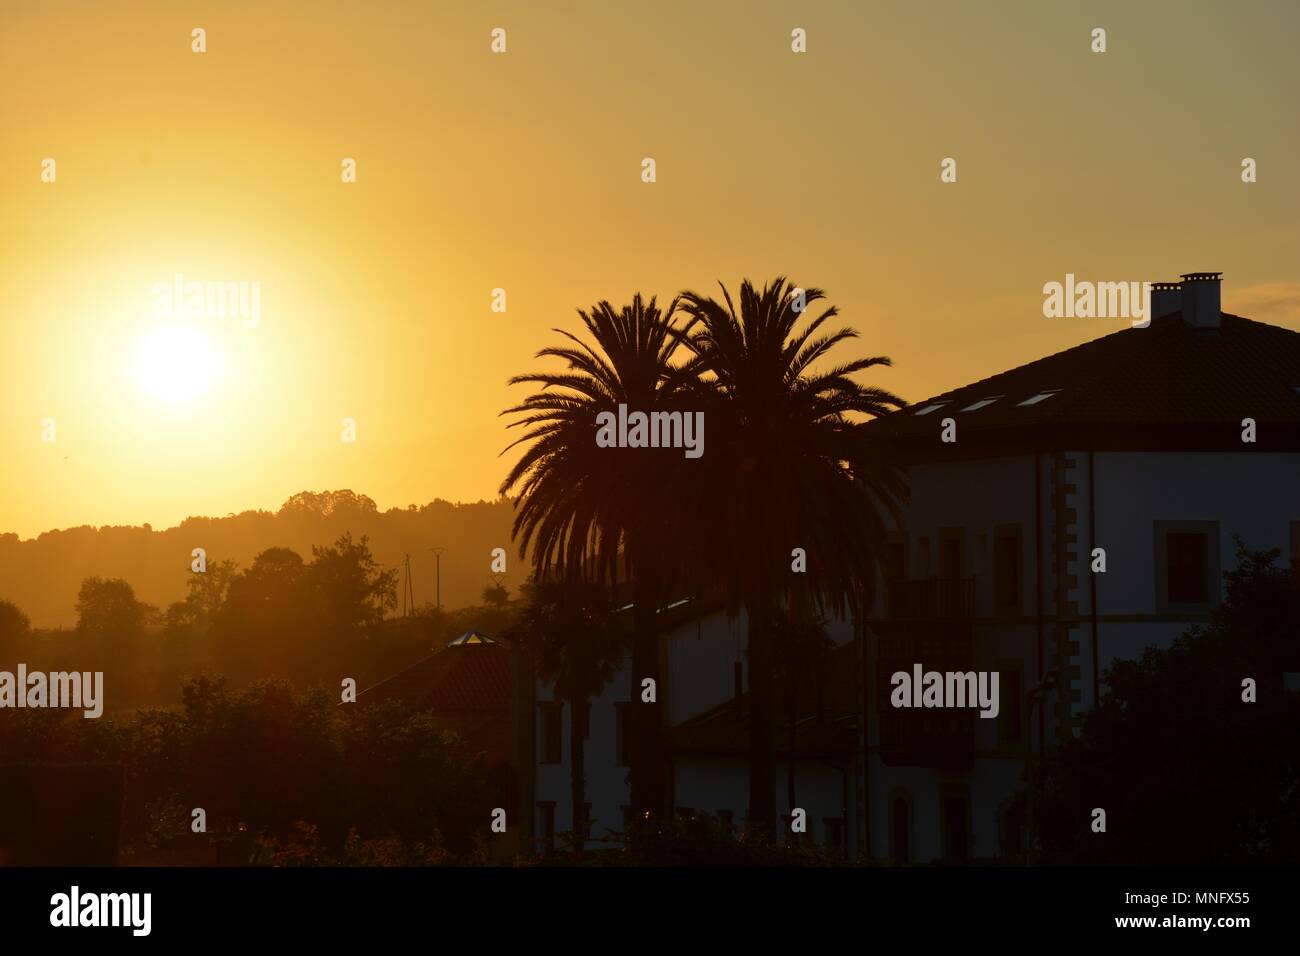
[873,313,1300,447]
[354,642,512,763]
[669,642,859,759]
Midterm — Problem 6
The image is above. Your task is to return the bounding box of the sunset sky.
[2,0,1298,539]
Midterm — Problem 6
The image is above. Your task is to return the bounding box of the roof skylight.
[914,402,949,416]
[1017,390,1061,407]
[959,397,1001,412]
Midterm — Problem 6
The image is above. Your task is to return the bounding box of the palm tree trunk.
[746,599,777,838]
[570,694,586,856]
[630,576,668,822]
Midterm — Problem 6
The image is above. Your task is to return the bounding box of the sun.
[134,324,219,403]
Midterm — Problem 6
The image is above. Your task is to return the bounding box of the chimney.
[1180,272,1222,328]
[1150,281,1182,320]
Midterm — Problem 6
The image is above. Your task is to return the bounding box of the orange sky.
[2,0,1298,538]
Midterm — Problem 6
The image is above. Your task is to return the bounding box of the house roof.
[353,641,512,764]
[669,642,859,760]
[872,312,1300,455]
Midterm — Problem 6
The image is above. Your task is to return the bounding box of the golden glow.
[134,325,219,404]
[1,1,1298,538]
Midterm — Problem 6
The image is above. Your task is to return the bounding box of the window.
[883,539,906,582]
[1017,389,1060,406]
[940,533,963,580]
[998,668,1023,744]
[537,802,556,853]
[941,793,970,862]
[1167,533,1208,602]
[1155,521,1219,611]
[994,526,1021,612]
[614,703,631,767]
[959,397,1000,412]
[538,702,562,764]
[914,402,949,416]
[890,796,911,863]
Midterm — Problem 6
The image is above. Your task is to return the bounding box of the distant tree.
[164,558,240,638]
[0,598,31,643]
[307,533,398,636]
[279,490,379,518]
[1032,541,1300,864]
[481,583,511,608]
[212,548,309,680]
[513,578,625,854]
[75,577,152,640]
[0,599,31,674]
[212,536,397,685]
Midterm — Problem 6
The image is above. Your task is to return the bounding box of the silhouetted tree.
[513,578,624,854]
[1032,542,1300,863]
[0,599,31,661]
[677,277,907,836]
[164,558,240,638]
[307,532,398,638]
[772,599,832,819]
[500,294,698,821]
[481,584,511,607]
[75,577,154,640]
[213,548,309,680]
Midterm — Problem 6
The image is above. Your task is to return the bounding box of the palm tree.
[677,277,908,837]
[499,294,696,822]
[512,577,624,855]
[773,599,832,831]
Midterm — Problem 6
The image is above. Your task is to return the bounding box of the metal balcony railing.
[885,577,975,619]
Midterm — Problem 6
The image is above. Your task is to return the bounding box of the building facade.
[516,273,1300,862]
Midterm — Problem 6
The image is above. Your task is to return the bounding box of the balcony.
[872,616,975,770]
[883,577,975,619]
[876,709,976,771]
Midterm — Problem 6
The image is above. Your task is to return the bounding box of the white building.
[515,272,1300,862]
[863,272,1300,862]
[515,602,863,857]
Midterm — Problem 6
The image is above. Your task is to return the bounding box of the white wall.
[868,448,1300,862]
[535,604,858,848]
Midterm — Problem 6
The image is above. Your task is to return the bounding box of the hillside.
[0,490,522,628]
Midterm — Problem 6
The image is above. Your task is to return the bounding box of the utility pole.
[401,553,415,617]
[429,547,447,611]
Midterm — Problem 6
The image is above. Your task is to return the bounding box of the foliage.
[75,577,154,639]
[0,675,493,864]
[1032,541,1300,864]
